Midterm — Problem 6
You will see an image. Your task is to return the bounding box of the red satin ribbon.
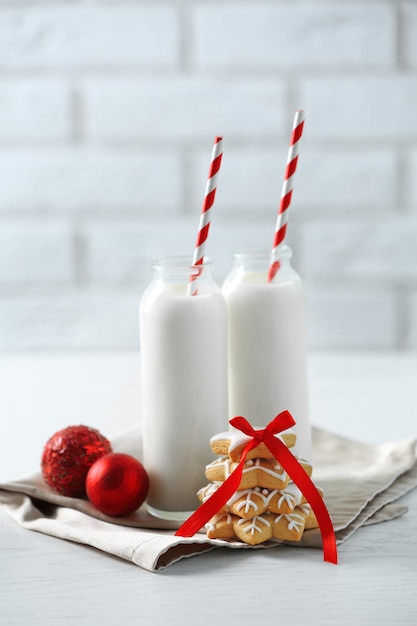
[175,411,338,564]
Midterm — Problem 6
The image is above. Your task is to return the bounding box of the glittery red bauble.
[86,453,149,517]
[41,425,112,497]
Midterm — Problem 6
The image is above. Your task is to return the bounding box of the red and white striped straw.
[267,110,305,283]
[188,135,224,295]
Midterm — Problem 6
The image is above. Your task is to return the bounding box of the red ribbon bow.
[175,411,338,564]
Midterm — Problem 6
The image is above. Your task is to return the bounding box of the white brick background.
[0,0,416,351]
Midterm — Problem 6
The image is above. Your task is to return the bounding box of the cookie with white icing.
[198,425,323,546]
[205,456,290,491]
[245,458,289,490]
[199,482,266,518]
[207,505,319,545]
[271,511,306,542]
[263,482,303,515]
[202,496,321,545]
[228,488,267,519]
[198,481,306,518]
[234,514,273,545]
[297,503,319,530]
[205,513,239,540]
[205,456,236,483]
[197,482,228,514]
[210,428,296,463]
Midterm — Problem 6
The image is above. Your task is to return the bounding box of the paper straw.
[188,135,224,295]
[267,110,305,283]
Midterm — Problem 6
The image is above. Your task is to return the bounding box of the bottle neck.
[232,246,292,273]
[151,256,216,291]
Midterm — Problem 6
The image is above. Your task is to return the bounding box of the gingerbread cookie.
[201,495,321,545]
[210,428,296,463]
[271,511,305,542]
[205,513,239,540]
[199,481,304,518]
[228,488,267,519]
[205,457,235,483]
[197,482,228,514]
[263,482,303,515]
[297,503,319,530]
[234,514,273,545]
[205,502,320,545]
[205,456,289,491]
[197,425,325,547]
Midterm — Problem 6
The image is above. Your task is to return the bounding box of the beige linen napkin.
[1,427,416,572]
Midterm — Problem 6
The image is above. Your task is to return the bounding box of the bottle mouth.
[232,245,292,261]
[152,255,213,278]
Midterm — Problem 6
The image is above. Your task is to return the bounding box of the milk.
[140,257,228,520]
[222,247,311,461]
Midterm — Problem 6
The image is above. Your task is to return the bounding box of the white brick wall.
[409,150,417,205]
[193,4,395,69]
[0,81,71,141]
[0,221,73,284]
[84,78,286,141]
[302,77,417,139]
[403,3,417,67]
[0,149,181,211]
[0,7,179,69]
[0,0,415,351]
[409,293,417,349]
[300,218,417,283]
[191,148,399,213]
[0,291,139,350]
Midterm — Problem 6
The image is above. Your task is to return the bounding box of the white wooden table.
[1,351,416,625]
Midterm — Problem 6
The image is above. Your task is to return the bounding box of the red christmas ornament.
[41,425,112,497]
[86,453,149,517]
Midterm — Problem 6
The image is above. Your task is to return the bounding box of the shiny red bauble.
[41,425,112,497]
[86,453,149,517]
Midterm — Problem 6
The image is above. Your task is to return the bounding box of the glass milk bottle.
[222,246,311,461]
[140,257,228,520]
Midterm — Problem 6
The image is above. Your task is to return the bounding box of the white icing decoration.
[235,490,263,514]
[242,458,287,482]
[206,456,292,483]
[227,488,252,506]
[298,503,311,516]
[206,456,234,478]
[237,515,271,535]
[262,489,278,505]
[198,482,221,502]
[205,512,233,532]
[274,513,304,532]
[277,483,302,509]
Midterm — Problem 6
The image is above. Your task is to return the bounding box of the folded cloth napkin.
[1,427,416,572]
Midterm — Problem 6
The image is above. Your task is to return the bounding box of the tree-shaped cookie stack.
[197,428,320,545]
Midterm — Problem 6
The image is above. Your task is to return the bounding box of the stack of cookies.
[197,428,320,545]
